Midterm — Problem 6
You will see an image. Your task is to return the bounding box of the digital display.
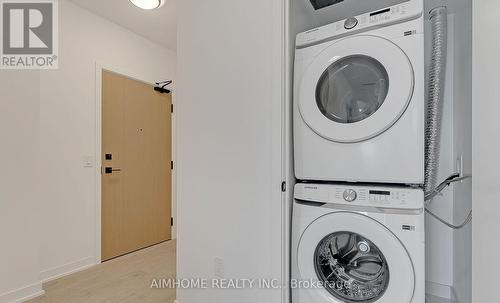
[370,8,391,16]
[369,190,391,196]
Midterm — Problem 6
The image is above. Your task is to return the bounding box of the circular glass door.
[316,55,389,124]
[298,35,414,143]
[315,231,389,302]
[297,212,415,303]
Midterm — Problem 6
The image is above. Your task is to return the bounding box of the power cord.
[425,173,473,229]
[425,208,472,230]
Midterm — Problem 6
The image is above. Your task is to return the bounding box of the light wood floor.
[27,240,176,303]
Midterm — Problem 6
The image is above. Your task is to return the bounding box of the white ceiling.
[70,0,177,50]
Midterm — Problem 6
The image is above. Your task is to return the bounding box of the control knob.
[344,17,358,30]
[343,189,357,202]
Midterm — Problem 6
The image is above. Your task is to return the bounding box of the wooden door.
[101,70,172,261]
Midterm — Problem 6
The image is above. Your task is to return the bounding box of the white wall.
[176,1,285,303]
[0,72,43,303]
[0,1,176,299]
[472,1,500,302]
[449,1,472,303]
[38,0,176,281]
[422,3,454,292]
[422,2,473,299]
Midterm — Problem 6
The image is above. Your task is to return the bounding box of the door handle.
[105,167,122,174]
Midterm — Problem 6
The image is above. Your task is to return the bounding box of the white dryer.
[292,183,425,303]
[294,1,425,184]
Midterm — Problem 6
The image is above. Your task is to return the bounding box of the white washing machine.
[292,183,425,303]
[294,1,425,184]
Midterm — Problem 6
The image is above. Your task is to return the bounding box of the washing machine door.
[297,212,415,303]
[298,35,414,143]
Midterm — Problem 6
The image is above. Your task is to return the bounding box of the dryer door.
[298,35,414,143]
[297,212,415,303]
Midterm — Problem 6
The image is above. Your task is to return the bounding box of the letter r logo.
[2,2,53,54]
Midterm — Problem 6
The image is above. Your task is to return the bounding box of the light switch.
[83,156,94,168]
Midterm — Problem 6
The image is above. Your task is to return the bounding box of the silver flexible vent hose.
[424,7,472,229]
[424,6,448,196]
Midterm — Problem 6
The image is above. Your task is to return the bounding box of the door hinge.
[281,181,287,192]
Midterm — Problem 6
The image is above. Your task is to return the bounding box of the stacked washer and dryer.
[292,1,430,302]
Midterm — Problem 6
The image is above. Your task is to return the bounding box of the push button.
[344,17,358,30]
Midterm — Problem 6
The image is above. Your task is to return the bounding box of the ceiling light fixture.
[130,0,165,10]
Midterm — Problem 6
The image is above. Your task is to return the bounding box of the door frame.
[94,62,176,264]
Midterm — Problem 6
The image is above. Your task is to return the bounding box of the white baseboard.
[0,282,44,303]
[426,281,455,300]
[40,257,96,283]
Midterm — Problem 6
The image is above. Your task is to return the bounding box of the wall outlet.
[456,155,464,178]
[83,156,94,168]
[214,257,224,278]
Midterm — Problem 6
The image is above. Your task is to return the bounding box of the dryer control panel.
[296,1,423,48]
[294,183,424,210]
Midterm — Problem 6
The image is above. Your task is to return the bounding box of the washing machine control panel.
[295,183,424,210]
[336,188,414,207]
[296,1,423,48]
